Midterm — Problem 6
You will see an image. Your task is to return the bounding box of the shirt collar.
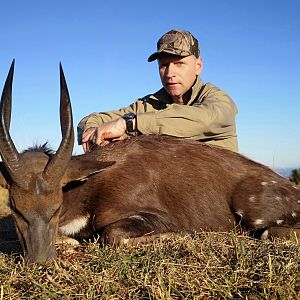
[150,76,204,105]
[188,76,205,104]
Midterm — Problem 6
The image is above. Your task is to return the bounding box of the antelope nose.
[25,241,57,264]
[26,249,57,264]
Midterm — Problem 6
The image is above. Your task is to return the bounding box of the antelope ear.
[61,159,115,186]
[0,162,9,189]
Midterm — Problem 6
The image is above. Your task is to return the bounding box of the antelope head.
[0,61,74,263]
[0,61,109,263]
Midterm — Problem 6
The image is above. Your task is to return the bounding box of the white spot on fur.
[128,215,146,222]
[276,220,284,225]
[271,181,277,184]
[275,196,282,201]
[236,210,244,218]
[261,182,268,186]
[260,229,269,240]
[249,196,256,202]
[59,215,90,236]
[292,212,297,218]
[121,238,130,245]
[293,186,299,190]
[254,219,264,226]
[298,200,300,204]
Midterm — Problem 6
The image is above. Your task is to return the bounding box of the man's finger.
[100,140,110,146]
[82,142,88,153]
[82,128,96,142]
[82,132,93,142]
[102,132,113,139]
[95,131,112,145]
[83,140,95,153]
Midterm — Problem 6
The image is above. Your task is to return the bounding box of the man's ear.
[61,159,116,186]
[196,56,203,75]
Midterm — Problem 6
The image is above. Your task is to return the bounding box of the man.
[78,29,238,153]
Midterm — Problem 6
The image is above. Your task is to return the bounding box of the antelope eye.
[10,204,29,228]
[47,205,61,223]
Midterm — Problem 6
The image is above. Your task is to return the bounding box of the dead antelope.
[0,61,300,264]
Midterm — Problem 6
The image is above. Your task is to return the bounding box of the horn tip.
[10,60,15,73]
[59,63,65,78]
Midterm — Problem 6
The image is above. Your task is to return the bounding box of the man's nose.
[165,64,176,78]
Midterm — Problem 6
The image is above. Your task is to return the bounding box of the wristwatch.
[122,112,136,133]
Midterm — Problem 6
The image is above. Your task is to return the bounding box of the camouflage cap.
[148,29,200,62]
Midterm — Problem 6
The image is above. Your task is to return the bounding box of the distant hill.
[274,167,295,177]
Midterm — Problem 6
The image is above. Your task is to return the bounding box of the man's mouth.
[166,82,179,87]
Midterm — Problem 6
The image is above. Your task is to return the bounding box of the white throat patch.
[59,214,90,236]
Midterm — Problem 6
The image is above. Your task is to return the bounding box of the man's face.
[158,54,202,103]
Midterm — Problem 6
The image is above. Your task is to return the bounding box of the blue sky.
[0,0,299,168]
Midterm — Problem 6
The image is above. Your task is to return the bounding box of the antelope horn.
[43,63,74,190]
[0,60,24,187]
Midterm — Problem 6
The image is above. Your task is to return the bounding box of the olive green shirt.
[77,77,238,152]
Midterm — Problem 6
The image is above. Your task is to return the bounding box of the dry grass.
[0,230,299,299]
[0,187,8,213]
[0,192,299,299]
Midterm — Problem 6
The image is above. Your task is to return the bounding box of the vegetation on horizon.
[289,168,300,185]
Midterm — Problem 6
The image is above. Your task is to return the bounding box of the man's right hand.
[81,118,127,153]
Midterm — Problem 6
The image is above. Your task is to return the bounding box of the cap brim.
[147,52,160,62]
[147,49,191,62]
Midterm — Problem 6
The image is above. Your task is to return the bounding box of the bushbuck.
[0,61,300,264]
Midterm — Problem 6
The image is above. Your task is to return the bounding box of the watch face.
[123,112,135,120]
[123,113,135,132]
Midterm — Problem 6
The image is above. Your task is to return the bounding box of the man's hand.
[81,118,127,153]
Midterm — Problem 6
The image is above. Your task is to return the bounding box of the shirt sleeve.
[77,102,141,144]
[136,90,237,140]
[77,85,237,146]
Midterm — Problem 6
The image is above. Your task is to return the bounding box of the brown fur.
[58,135,300,244]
